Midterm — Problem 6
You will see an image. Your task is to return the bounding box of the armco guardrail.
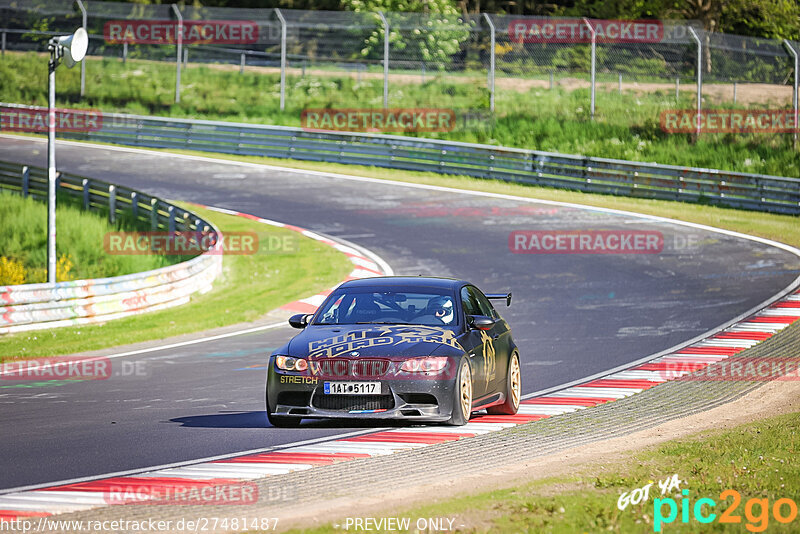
[2,103,799,214]
[0,160,222,334]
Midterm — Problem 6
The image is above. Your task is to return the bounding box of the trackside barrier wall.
[0,159,222,334]
[3,103,798,215]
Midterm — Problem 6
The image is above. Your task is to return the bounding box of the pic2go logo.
[654,489,798,532]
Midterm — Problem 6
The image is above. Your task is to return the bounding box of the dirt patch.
[272,377,800,531]
[206,61,794,107]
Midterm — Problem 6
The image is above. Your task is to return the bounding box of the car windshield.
[314,289,457,326]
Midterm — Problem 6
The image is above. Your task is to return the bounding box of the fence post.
[131,191,138,219]
[483,13,496,113]
[183,47,188,67]
[618,73,622,94]
[675,77,679,100]
[108,184,116,224]
[168,205,176,233]
[733,81,737,104]
[21,166,29,197]
[783,40,799,149]
[171,4,182,104]
[275,9,287,111]
[82,178,89,209]
[240,52,245,74]
[582,18,596,120]
[550,70,553,90]
[75,0,87,97]
[1,32,5,56]
[122,41,127,63]
[688,27,702,138]
[150,199,158,230]
[378,11,389,108]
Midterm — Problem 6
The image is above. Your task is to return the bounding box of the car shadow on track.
[169,411,450,429]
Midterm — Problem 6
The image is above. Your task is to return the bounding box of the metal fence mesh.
[0,0,797,138]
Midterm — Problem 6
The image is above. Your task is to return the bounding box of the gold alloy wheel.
[509,354,521,409]
[460,362,473,418]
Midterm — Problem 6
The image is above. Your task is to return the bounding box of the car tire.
[446,357,473,426]
[487,352,521,415]
[266,395,302,428]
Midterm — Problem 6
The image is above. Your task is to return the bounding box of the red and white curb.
[2,289,797,520]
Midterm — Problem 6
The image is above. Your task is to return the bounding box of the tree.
[342,0,472,67]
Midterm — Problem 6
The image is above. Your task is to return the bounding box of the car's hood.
[288,324,464,359]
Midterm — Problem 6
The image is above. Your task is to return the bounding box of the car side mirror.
[289,313,311,329]
[467,315,496,331]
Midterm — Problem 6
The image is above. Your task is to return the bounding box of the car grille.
[309,358,390,378]
[312,393,395,412]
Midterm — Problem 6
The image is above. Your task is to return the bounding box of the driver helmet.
[429,296,454,324]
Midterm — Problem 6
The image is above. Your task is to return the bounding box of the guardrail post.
[275,9,287,111]
[21,166,29,197]
[168,205,176,233]
[75,0,87,97]
[688,27,702,139]
[582,18,596,120]
[151,198,158,230]
[171,4,182,104]
[378,11,389,109]
[483,13,496,113]
[82,178,89,209]
[131,191,138,219]
[783,40,799,149]
[108,184,116,224]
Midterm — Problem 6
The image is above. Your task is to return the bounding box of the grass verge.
[0,190,177,283]
[2,52,798,177]
[286,410,800,533]
[1,203,353,359]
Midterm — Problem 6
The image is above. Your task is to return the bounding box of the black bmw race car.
[265,276,520,427]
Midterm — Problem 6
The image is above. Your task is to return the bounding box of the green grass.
[0,203,353,359]
[2,52,798,177]
[284,410,800,533]
[0,190,175,282]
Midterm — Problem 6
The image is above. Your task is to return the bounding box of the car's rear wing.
[486,292,512,306]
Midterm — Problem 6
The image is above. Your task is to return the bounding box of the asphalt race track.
[1,136,798,491]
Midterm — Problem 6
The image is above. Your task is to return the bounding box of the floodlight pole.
[47,41,58,284]
[75,0,87,97]
[783,40,798,148]
[378,11,389,109]
[688,26,702,138]
[275,9,287,111]
[172,4,182,104]
[483,13,495,113]
[582,18,595,120]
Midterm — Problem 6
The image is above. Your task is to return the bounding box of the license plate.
[324,381,380,395]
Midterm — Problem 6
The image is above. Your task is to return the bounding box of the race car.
[265,276,520,427]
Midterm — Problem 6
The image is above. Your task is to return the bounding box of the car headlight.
[275,355,308,372]
[400,356,448,373]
